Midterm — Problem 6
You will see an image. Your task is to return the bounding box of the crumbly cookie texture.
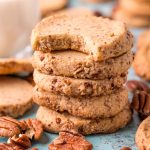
[112,6,150,27]
[33,51,132,79]
[0,76,33,118]
[133,30,150,80]
[33,70,126,97]
[36,106,132,135]
[136,116,150,150]
[40,0,68,17]
[33,87,128,119]
[0,58,33,75]
[31,15,133,61]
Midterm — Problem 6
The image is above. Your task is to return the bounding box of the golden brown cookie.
[31,15,133,61]
[33,87,128,119]
[0,58,33,75]
[136,116,150,150]
[51,7,100,17]
[40,0,68,17]
[112,6,150,27]
[0,76,33,118]
[33,51,132,79]
[119,0,150,16]
[36,105,132,135]
[133,30,150,80]
[33,70,126,97]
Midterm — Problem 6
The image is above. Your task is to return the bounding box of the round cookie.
[133,46,150,80]
[137,30,150,49]
[34,87,128,119]
[36,106,132,135]
[34,70,126,97]
[51,7,100,17]
[136,116,150,150]
[133,30,150,80]
[112,6,150,27]
[33,51,132,80]
[31,15,133,61]
[0,58,33,75]
[119,0,150,16]
[40,0,68,17]
[0,76,33,118]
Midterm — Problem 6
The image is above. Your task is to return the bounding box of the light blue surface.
[0,0,147,149]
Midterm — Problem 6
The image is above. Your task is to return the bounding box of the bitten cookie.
[33,51,132,79]
[0,76,33,118]
[40,0,68,17]
[31,15,133,61]
[33,87,128,119]
[36,105,132,135]
[133,30,150,80]
[33,70,126,97]
[136,116,150,150]
[0,58,33,75]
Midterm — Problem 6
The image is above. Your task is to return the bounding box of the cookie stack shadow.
[31,15,133,135]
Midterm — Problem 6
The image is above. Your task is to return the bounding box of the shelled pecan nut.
[0,117,27,137]
[21,119,43,140]
[8,134,31,149]
[49,131,93,150]
[126,80,150,93]
[131,91,150,115]
[0,143,25,150]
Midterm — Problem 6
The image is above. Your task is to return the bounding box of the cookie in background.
[133,30,150,80]
[81,0,113,3]
[40,0,68,17]
[112,0,150,27]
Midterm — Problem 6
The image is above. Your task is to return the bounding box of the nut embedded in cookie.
[49,131,93,150]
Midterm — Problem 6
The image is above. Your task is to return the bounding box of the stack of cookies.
[31,15,133,135]
[112,0,150,27]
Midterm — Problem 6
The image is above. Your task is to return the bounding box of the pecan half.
[8,134,31,149]
[21,119,43,140]
[0,143,25,150]
[121,147,132,150]
[49,131,93,150]
[0,117,27,137]
[126,80,150,93]
[131,91,150,115]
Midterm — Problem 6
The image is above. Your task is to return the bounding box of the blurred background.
[0,0,149,58]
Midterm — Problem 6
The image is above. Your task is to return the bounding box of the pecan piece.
[131,91,150,115]
[0,143,25,150]
[121,147,132,150]
[8,134,31,149]
[49,131,93,150]
[126,80,150,93]
[21,119,43,140]
[0,117,27,137]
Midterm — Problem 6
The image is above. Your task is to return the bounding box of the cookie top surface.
[136,116,150,150]
[31,15,133,61]
[0,76,33,105]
